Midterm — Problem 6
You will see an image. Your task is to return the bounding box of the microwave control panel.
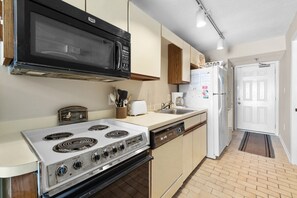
[122,46,130,71]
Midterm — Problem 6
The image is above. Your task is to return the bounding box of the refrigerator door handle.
[213,93,227,95]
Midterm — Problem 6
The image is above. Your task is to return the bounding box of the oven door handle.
[53,150,153,198]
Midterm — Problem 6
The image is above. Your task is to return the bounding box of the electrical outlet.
[108,95,114,105]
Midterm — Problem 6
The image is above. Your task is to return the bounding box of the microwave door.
[32,13,115,70]
[13,0,131,80]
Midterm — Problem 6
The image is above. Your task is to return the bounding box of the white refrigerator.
[180,62,229,159]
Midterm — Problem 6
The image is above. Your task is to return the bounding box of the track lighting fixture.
[196,9,206,28]
[195,0,226,50]
[217,38,224,50]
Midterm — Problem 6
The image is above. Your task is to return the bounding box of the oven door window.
[30,12,114,70]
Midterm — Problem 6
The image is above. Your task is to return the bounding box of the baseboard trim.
[279,134,291,163]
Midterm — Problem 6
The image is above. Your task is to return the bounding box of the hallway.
[174,131,297,198]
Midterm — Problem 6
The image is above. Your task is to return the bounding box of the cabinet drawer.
[200,113,207,122]
[184,114,200,130]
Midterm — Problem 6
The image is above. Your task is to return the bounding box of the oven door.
[48,150,152,198]
[14,0,130,78]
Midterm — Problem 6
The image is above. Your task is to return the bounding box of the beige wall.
[279,13,297,160]
[0,38,176,132]
[205,36,286,63]
[112,39,176,110]
[0,66,114,122]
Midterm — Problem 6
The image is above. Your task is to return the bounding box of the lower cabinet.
[192,124,207,168]
[182,132,193,181]
[2,172,38,198]
[182,120,207,181]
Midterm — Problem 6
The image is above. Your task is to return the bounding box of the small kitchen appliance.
[10,0,131,82]
[128,100,147,116]
[171,92,184,108]
[22,119,151,197]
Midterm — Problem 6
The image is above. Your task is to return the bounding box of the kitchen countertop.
[0,133,38,178]
[0,108,207,178]
[118,108,207,130]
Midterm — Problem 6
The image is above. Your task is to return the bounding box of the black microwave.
[10,0,131,82]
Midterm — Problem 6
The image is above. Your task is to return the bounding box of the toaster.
[128,100,147,116]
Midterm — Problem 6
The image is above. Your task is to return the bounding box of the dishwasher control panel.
[150,122,185,149]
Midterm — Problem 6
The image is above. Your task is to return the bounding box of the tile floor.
[174,131,297,198]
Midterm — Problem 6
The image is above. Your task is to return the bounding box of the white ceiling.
[131,0,297,53]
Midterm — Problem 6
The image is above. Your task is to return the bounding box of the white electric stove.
[22,119,149,197]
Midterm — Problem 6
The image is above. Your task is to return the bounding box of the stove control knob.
[119,144,125,151]
[56,165,68,177]
[73,161,82,170]
[91,153,100,162]
[103,150,109,158]
[112,146,118,154]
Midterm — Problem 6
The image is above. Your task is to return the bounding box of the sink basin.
[155,108,194,115]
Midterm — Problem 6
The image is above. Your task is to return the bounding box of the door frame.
[234,61,279,135]
[291,37,297,164]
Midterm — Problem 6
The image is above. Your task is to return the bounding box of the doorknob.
[238,102,241,105]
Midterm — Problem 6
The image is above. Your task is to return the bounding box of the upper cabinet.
[63,0,85,10]
[190,47,205,69]
[162,26,183,48]
[86,0,128,31]
[182,42,191,82]
[129,3,161,80]
[162,26,190,84]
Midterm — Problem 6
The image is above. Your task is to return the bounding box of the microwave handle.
[116,41,122,70]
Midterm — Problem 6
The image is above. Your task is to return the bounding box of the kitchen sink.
[155,108,194,115]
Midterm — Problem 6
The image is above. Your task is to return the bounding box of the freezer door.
[214,65,227,94]
[180,67,213,108]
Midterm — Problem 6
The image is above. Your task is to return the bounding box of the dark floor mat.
[238,132,275,158]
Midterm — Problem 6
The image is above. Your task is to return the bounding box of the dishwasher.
[150,122,185,198]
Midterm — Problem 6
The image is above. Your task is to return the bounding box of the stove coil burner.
[43,132,73,141]
[53,137,98,153]
[105,130,129,138]
[88,125,109,131]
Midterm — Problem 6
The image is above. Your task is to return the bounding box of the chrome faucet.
[161,101,174,110]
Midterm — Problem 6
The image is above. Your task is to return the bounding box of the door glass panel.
[243,81,252,100]
[30,12,114,69]
[257,80,267,101]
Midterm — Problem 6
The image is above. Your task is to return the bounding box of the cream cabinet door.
[192,124,207,168]
[182,133,193,181]
[161,26,183,48]
[192,127,201,168]
[129,3,161,78]
[86,0,128,31]
[162,26,190,83]
[190,47,206,68]
[199,124,207,159]
[63,0,85,10]
[190,46,200,67]
[182,42,191,82]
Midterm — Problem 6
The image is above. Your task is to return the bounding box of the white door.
[291,39,297,164]
[235,63,276,133]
